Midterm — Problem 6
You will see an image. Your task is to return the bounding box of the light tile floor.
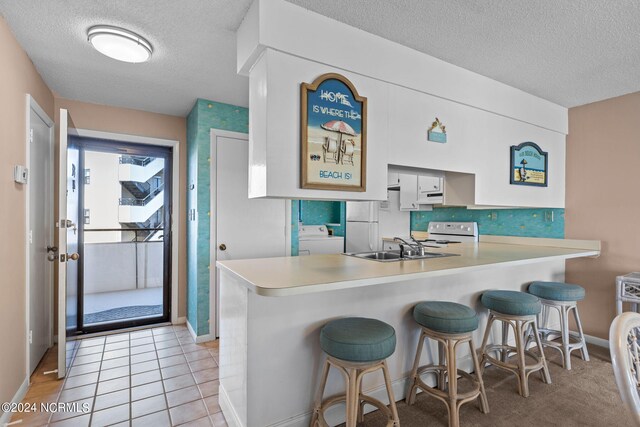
[12,324,227,427]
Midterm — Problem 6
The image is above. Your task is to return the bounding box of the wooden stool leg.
[514,320,529,397]
[479,313,495,375]
[532,320,552,384]
[501,322,509,363]
[573,305,590,362]
[446,338,460,427]
[438,341,447,391]
[310,359,331,426]
[382,360,400,426]
[406,330,427,405]
[559,305,572,370]
[345,367,358,427]
[469,338,489,414]
[355,370,366,423]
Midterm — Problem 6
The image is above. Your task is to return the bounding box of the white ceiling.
[0,0,254,116]
[2,1,639,117]
[287,0,640,109]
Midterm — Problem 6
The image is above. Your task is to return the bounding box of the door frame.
[68,128,181,325]
[25,94,55,381]
[209,129,292,339]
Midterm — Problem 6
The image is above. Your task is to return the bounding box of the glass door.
[71,136,172,334]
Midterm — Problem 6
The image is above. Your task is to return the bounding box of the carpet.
[83,305,163,324]
[352,344,632,426]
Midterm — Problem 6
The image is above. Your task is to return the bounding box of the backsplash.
[411,207,565,238]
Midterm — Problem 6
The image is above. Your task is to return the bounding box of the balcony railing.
[119,155,154,167]
[83,228,165,293]
[119,184,164,206]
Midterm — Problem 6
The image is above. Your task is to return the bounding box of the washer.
[298,225,345,255]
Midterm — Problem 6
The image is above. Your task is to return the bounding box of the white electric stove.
[416,221,479,247]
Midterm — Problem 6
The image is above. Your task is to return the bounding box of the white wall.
[84,151,121,243]
[119,158,164,183]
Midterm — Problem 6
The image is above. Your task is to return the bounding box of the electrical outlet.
[490,211,497,221]
[545,211,554,222]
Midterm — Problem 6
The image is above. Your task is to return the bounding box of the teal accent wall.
[186,99,249,336]
[411,207,565,238]
[291,201,300,256]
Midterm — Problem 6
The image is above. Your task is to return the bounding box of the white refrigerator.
[346,191,410,252]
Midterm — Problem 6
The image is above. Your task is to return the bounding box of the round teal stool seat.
[413,301,479,333]
[528,281,585,301]
[320,317,396,362]
[481,290,541,316]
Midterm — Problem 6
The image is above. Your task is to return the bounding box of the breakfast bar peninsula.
[216,236,599,427]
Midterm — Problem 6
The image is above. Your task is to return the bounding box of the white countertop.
[217,237,600,297]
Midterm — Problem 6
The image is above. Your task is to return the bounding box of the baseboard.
[186,320,216,344]
[219,384,242,427]
[585,333,609,348]
[1,376,29,426]
[174,316,187,325]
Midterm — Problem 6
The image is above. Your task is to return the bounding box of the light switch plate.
[14,165,28,184]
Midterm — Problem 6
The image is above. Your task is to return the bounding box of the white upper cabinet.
[387,86,566,208]
[239,0,567,206]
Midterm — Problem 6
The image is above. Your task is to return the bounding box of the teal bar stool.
[479,290,551,398]
[310,317,400,427]
[528,281,589,370]
[406,301,489,427]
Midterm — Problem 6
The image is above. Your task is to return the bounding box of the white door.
[28,105,53,374]
[212,131,287,335]
[57,109,80,379]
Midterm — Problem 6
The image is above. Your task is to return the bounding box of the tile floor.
[12,324,227,427]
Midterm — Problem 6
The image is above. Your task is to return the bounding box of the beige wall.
[54,97,188,326]
[0,17,54,405]
[565,91,640,339]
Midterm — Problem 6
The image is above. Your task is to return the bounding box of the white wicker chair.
[610,312,640,426]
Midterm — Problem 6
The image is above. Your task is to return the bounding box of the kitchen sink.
[357,251,402,261]
[344,250,459,262]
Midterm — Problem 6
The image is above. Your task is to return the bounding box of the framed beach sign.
[300,73,367,191]
[510,141,548,187]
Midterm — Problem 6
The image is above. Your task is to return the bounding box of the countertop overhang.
[217,237,600,297]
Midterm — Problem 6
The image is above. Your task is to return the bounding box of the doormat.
[83,305,163,325]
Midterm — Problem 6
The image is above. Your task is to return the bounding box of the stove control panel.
[428,222,478,238]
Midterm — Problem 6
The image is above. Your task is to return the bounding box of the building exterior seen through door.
[70,136,172,334]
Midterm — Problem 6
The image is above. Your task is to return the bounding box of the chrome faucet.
[393,237,427,257]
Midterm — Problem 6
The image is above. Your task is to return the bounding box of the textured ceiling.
[1,1,639,117]
[0,0,254,116]
[286,0,640,108]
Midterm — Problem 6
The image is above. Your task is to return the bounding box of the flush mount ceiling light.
[87,25,152,63]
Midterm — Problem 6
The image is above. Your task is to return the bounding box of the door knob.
[67,253,79,261]
[219,244,226,251]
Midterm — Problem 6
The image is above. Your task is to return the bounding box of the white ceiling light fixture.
[87,25,153,63]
